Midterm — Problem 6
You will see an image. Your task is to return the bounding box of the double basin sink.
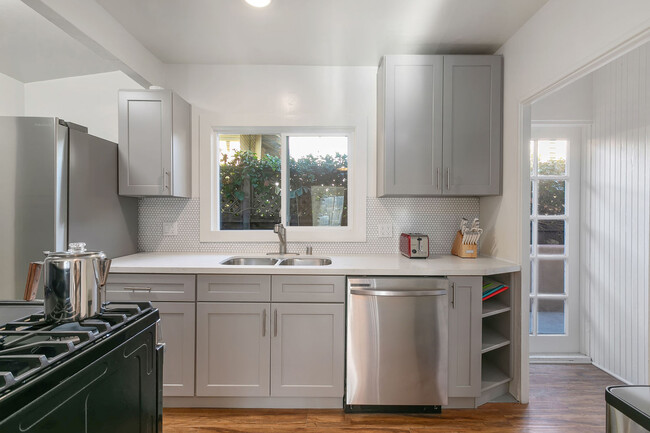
[221,257,332,266]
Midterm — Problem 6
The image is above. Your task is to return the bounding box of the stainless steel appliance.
[399,233,429,258]
[35,242,112,322]
[0,117,138,300]
[346,277,448,411]
[607,386,650,432]
[0,301,163,432]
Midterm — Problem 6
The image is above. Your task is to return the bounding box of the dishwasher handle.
[350,289,447,297]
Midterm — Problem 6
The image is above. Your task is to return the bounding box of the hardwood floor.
[163,364,622,433]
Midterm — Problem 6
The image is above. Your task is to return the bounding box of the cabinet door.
[442,56,502,195]
[154,302,195,396]
[270,303,344,397]
[196,303,270,397]
[118,90,172,196]
[448,276,482,397]
[378,55,443,196]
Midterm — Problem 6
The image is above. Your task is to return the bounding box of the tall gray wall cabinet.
[118,89,191,197]
[377,55,502,196]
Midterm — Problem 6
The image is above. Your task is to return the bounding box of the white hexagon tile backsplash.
[138,197,479,255]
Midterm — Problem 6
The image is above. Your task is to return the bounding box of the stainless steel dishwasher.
[345,277,448,412]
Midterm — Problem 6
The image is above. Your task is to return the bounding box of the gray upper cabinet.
[118,89,191,197]
[443,56,502,195]
[377,55,443,196]
[448,276,482,398]
[377,55,502,197]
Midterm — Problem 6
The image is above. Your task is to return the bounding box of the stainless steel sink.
[220,257,279,266]
[278,258,332,266]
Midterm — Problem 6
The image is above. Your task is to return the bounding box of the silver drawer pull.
[125,286,152,292]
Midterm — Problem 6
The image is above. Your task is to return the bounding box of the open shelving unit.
[479,273,514,403]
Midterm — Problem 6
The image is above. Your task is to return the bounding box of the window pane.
[530,140,535,175]
[537,180,565,215]
[537,299,565,334]
[538,259,565,294]
[537,220,565,254]
[529,298,534,335]
[537,139,567,175]
[287,136,348,227]
[219,134,281,230]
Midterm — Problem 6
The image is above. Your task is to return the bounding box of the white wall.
[165,64,378,197]
[24,70,142,142]
[483,0,650,262]
[0,72,24,116]
[531,75,593,122]
[581,43,650,384]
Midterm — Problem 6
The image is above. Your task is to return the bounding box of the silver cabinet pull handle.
[446,168,450,190]
[125,286,152,292]
[274,309,278,337]
[436,167,440,191]
[262,309,267,337]
[451,282,456,308]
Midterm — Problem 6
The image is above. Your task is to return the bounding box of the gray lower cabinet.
[448,276,482,398]
[270,303,344,397]
[155,302,196,397]
[195,302,270,397]
[118,89,191,197]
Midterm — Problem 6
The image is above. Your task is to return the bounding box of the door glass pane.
[538,259,565,294]
[537,299,565,334]
[537,180,565,215]
[537,220,565,255]
[529,298,534,335]
[287,136,348,227]
[537,139,567,175]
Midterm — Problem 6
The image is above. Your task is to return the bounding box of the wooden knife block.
[451,230,478,258]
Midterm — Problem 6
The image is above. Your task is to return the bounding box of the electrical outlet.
[378,223,393,238]
[162,222,178,236]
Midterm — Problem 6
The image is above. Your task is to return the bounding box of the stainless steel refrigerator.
[0,117,138,300]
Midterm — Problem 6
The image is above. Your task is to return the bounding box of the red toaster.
[399,233,429,258]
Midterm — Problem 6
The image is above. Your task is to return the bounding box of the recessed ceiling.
[96,0,549,66]
[0,0,118,83]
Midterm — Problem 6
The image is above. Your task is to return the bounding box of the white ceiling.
[0,0,117,83]
[96,0,549,66]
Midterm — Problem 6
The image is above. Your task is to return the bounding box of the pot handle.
[24,262,43,301]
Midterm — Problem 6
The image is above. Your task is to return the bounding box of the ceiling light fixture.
[245,0,272,7]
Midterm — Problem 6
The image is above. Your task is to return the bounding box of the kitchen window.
[199,125,366,242]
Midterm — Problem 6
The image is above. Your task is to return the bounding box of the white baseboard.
[529,353,592,364]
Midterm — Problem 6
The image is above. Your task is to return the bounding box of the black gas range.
[0,301,163,433]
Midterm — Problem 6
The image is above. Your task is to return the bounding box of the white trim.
[591,362,633,385]
[199,118,367,243]
[529,354,591,364]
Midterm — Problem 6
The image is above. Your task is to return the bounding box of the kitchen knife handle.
[262,308,267,336]
[24,262,42,301]
[274,309,278,337]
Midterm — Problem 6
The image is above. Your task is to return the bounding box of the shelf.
[481,360,511,392]
[481,328,510,354]
[482,299,511,318]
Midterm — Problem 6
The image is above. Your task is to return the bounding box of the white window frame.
[199,123,367,243]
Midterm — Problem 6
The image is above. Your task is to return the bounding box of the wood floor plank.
[163,364,622,433]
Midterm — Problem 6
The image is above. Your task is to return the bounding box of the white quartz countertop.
[110,253,520,276]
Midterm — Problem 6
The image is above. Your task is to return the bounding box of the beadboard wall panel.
[582,42,650,385]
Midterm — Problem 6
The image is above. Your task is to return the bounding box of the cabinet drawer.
[106,274,196,302]
[271,275,345,303]
[197,275,271,302]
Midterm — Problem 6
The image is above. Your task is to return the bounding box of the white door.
[529,125,582,354]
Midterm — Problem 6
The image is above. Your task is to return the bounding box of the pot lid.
[44,242,106,258]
